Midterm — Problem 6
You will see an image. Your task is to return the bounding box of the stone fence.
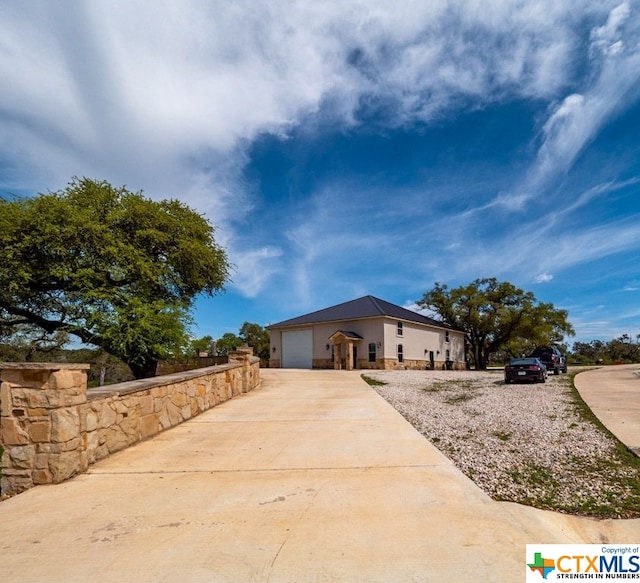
[0,349,260,497]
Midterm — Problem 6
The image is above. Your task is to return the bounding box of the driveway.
[1,369,638,582]
[574,364,640,456]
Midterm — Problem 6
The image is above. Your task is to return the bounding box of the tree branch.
[0,300,102,346]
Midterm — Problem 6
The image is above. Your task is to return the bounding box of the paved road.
[1,369,638,582]
[574,364,640,456]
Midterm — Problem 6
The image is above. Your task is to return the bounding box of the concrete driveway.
[574,364,640,456]
[1,368,638,582]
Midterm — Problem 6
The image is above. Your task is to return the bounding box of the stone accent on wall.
[1,351,260,497]
[270,356,464,371]
[311,359,333,369]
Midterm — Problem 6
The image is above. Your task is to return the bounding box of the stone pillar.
[1,363,90,496]
[229,346,253,393]
[345,342,354,371]
[333,343,342,370]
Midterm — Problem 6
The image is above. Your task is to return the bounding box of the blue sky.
[1,1,639,346]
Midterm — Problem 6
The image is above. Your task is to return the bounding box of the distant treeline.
[568,334,640,365]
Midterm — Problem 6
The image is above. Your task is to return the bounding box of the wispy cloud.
[590,2,631,57]
[480,2,640,213]
[1,1,639,341]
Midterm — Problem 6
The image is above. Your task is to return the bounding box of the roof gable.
[269,295,454,330]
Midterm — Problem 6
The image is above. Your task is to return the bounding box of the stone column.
[345,342,354,371]
[1,363,90,496]
[333,342,342,370]
[229,346,253,393]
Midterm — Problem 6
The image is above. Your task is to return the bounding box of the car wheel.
[554,367,559,375]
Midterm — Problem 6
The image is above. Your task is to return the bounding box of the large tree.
[0,178,230,378]
[418,278,574,369]
[607,333,640,363]
[238,322,270,361]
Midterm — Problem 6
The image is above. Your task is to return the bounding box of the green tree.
[606,333,640,363]
[571,340,607,364]
[238,322,270,360]
[215,332,242,356]
[418,278,574,369]
[190,335,215,356]
[0,324,69,362]
[0,178,230,379]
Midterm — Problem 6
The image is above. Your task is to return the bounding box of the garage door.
[282,329,313,368]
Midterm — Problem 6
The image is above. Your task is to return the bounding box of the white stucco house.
[268,295,466,370]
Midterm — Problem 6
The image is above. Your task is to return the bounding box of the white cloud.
[534,273,554,284]
[228,246,283,298]
[480,2,640,213]
[0,0,637,303]
[590,2,631,56]
[0,1,619,190]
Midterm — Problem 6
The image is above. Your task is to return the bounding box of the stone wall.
[0,350,259,497]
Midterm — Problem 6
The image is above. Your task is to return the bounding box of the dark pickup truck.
[528,346,567,375]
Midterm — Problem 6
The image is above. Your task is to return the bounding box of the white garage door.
[282,329,313,368]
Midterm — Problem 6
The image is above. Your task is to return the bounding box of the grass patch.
[492,430,512,441]
[508,463,554,488]
[361,375,387,386]
[444,392,475,405]
[420,379,483,406]
[422,379,478,394]
[568,372,615,430]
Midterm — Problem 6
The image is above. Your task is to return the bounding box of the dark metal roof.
[329,330,364,340]
[268,295,454,330]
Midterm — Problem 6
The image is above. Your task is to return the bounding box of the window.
[445,330,450,343]
[397,344,404,363]
[368,342,376,363]
[397,322,403,336]
[445,349,450,361]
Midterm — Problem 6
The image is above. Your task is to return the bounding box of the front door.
[353,345,358,370]
[429,351,435,369]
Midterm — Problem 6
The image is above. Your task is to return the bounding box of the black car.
[528,346,567,375]
[504,357,547,384]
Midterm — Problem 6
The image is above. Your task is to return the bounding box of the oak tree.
[0,178,230,378]
[418,278,574,369]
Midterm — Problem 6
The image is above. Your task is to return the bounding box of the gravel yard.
[365,369,640,518]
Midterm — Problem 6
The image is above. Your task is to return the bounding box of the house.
[268,295,466,370]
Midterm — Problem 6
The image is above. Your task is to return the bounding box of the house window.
[368,342,376,363]
[445,330,450,343]
[446,349,450,361]
[397,322,403,336]
[397,344,404,363]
